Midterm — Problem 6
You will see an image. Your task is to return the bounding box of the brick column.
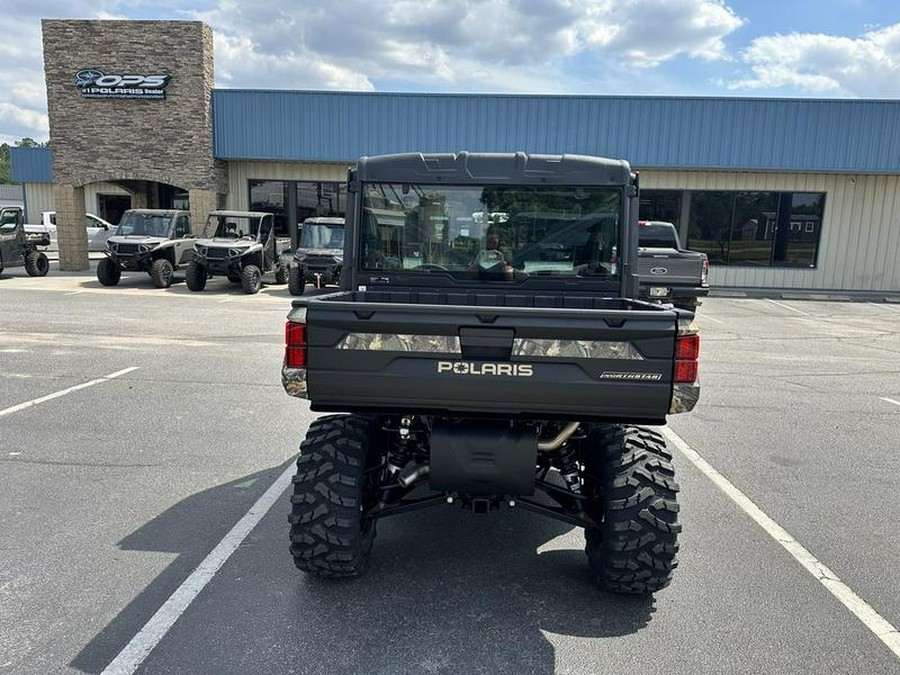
[54,184,89,271]
[188,188,219,235]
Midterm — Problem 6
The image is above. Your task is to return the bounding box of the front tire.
[288,414,380,577]
[150,258,174,288]
[288,266,305,296]
[97,258,121,286]
[582,425,681,594]
[24,251,49,277]
[185,260,207,291]
[241,264,262,294]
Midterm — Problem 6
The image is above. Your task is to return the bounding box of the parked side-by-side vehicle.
[97,209,194,288]
[282,152,701,595]
[286,216,345,296]
[0,207,50,277]
[186,210,290,294]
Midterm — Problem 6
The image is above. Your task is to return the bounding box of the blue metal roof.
[212,91,900,173]
[13,93,900,178]
[10,146,53,183]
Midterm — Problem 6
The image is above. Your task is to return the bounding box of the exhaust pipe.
[397,464,430,488]
[537,422,580,452]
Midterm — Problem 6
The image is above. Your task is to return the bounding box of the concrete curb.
[708,288,900,304]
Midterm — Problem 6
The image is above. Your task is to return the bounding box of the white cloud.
[198,0,744,91]
[1,0,746,141]
[583,0,744,67]
[729,23,900,96]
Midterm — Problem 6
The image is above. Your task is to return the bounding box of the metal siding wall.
[83,182,130,214]
[23,183,55,222]
[640,169,900,292]
[224,161,351,211]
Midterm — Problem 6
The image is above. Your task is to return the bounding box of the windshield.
[203,215,268,240]
[117,212,172,237]
[638,223,678,248]
[299,223,344,250]
[0,209,18,232]
[361,184,621,280]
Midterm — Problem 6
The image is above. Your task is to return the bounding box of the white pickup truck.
[24,211,117,252]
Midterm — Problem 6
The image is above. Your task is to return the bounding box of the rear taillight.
[285,322,307,368]
[674,333,700,383]
[701,256,710,287]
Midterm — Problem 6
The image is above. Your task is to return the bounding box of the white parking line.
[696,313,725,325]
[766,298,811,316]
[879,397,900,407]
[663,427,900,661]
[0,367,140,418]
[100,461,296,675]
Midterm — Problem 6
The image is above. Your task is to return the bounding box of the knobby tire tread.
[288,414,378,578]
[584,425,681,594]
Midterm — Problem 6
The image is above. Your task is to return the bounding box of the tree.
[0,144,10,184]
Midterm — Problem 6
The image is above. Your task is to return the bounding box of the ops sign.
[74,69,171,100]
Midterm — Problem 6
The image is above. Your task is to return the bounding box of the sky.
[2,0,900,145]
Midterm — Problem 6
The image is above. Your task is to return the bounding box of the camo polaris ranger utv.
[185,210,290,294]
[97,209,194,288]
[282,153,700,594]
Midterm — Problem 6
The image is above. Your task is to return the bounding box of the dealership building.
[11,19,900,293]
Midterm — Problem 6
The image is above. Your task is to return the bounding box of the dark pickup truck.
[638,220,709,311]
[282,153,701,594]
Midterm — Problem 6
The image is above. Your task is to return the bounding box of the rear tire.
[241,264,261,294]
[288,266,305,296]
[274,263,288,285]
[582,425,681,594]
[185,260,207,291]
[150,258,174,288]
[24,251,49,277]
[288,414,380,577]
[97,258,121,286]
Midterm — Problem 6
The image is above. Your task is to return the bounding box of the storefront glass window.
[248,180,349,242]
[296,182,346,223]
[639,190,682,230]
[687,192,734,265]
[776,193,824,267]
[249,180,288,237]
[686,190,825,268]
[729,191,780,267]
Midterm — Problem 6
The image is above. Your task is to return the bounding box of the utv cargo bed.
[292,291,683,424]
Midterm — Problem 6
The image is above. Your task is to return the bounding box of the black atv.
[287,217,345,296]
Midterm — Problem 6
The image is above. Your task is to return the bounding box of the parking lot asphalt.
[1,264,898,675]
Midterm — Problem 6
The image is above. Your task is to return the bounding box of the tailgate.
[304,299,678,423]
[638,249,703,287]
